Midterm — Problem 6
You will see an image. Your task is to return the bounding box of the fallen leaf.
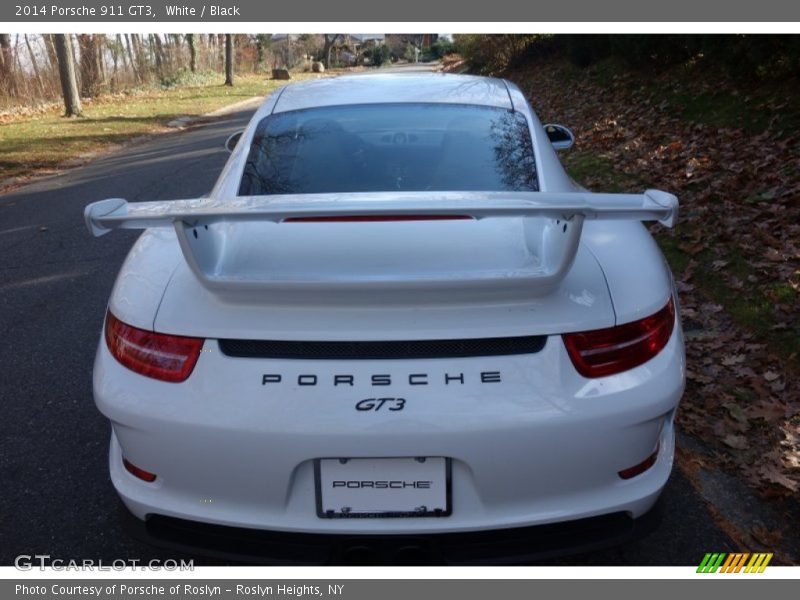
[760,465,799,492]
[722,354,746,366]
[723,434,749,450]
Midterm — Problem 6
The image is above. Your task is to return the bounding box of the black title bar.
[3,0,800,23]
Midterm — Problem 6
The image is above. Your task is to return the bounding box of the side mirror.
[543,124,575,151]
[225,130,244,153]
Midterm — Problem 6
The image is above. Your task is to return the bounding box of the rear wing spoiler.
[85,190,677,296]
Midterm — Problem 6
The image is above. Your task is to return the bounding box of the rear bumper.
[97,323,684,536]
[119,496,663,565]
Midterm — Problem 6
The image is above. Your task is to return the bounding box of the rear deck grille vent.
[218,336,547,360]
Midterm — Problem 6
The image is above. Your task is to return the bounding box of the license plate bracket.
[315,457,452,518]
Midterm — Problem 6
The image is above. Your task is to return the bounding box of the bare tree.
[254,34,270,73]
[169,34,183,71]
[224,34,234,86]
[43,34,58,71]
[186,34,196,72]
[130,34,147,82]
[96,35,107,86]
[54,34,82,117]
[78,34,101,97]
[1,32,297,109]
[322,34,342,68]
[151,34,166,82]
[123,34,139,82]
[0,34,10,73]
[24,35,45,96]
[0,34,19,96]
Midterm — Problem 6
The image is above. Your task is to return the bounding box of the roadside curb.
[677,432,800,565]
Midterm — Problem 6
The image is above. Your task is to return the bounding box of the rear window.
[238,103,538,196]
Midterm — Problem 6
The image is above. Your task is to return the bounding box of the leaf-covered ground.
[508,58,800,498]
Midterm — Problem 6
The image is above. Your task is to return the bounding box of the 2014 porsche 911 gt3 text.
[85,74,685,564]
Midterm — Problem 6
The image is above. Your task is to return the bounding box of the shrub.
[453,35,546,74]
[430,38,456,59]
[368,44,392,67]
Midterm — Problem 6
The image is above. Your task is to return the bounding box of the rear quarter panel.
[107,229,182,330]
[507,79,675,324]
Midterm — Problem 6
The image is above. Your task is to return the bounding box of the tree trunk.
[54,34,83,117]
[24,34,46,97]
[255,35,265,73]
[124,34,138,82]
[130,34,147,82]
[170,34,183,70]
[110,35,121,91]
[224,34,234,86]
[0,34,18,97]
[70,35,81,91]
[0,34,10,76]
[44,34,58,71]
[151,34,165,82]
[186,34,196,73]
[323,34,341,69]
[96,35,107,86]
[78,34,100,97]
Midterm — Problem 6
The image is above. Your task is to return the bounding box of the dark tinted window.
[238,103,538,195]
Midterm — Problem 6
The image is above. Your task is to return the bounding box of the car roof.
[270,73,513,114]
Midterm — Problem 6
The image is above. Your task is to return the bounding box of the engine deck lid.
[151,226,617,340]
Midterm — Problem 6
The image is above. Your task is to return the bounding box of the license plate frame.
[315,457,452,518]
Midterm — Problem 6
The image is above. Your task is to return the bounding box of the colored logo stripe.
[745,553,773,573]
[697,553,726,573]
[697,552,773,573]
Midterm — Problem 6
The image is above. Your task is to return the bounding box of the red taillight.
[105,311,203,383]
[563,298,675,378]
[618,445,659,480]
[123,458,157,482]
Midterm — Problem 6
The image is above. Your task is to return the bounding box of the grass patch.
[0,73,325,183]
[562,149,641,192]
[567,57,800,136]
[668,89,800,136]
[655,234,691,272]
[657,234,800,363]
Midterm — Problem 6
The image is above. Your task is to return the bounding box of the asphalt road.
[0,106,736,566]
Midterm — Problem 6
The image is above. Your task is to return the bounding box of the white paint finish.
[582,220,674,324]
[96,324,683,534]
[105,229,181,330]
[152,243,615,339]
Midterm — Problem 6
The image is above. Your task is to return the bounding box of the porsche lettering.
[261,372,502,386]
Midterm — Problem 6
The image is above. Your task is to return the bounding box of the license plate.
[315,457,451,518]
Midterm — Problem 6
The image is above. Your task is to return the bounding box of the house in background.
[347,34,386,47]
[385,34,439,58]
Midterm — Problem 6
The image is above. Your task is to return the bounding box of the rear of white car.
[88,74,684,564]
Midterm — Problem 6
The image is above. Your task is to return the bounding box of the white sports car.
[85,73,684,565]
